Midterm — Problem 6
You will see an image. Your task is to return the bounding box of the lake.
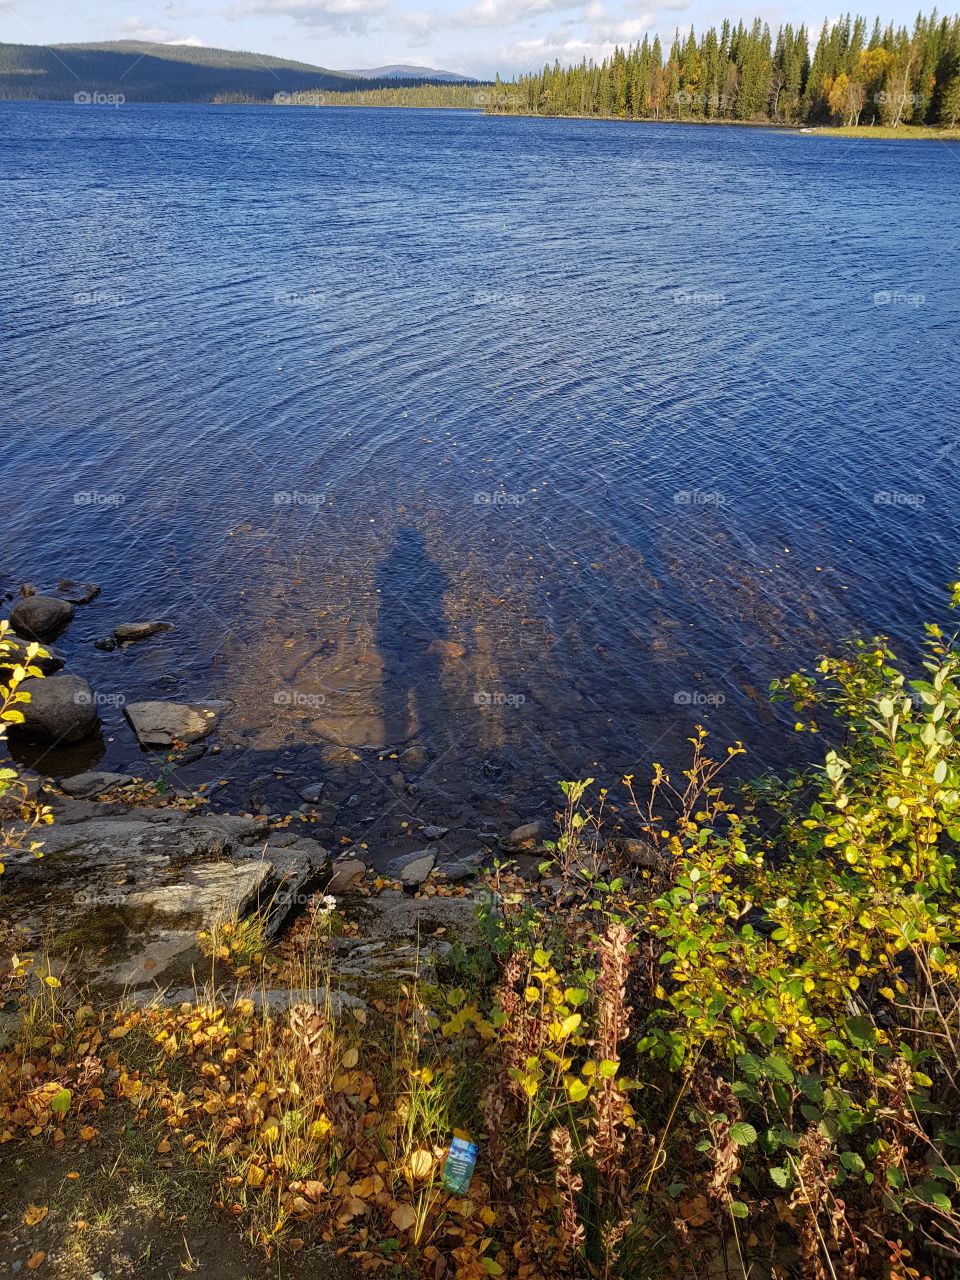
[3,101,959,855]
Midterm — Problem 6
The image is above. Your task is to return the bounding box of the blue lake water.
[2,101,959,847]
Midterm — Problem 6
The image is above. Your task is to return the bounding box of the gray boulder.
[9,595,74,640]
[15,674,98,743]
[0,633,66,675]
[125,700,225,747]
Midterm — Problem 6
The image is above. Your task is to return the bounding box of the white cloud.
[490,4,657,71]
[117,18,205,43]
[226,0,390,35]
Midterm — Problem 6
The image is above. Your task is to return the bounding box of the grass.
[807,122,960,139]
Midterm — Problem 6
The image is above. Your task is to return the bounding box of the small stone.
[9,595,74,640]
[616,837,659,868]
[505,820,542,848]
[95,637,118,652]
[125,700,228,748]
[327,857,367,894]
[421,824,449,839]
[390,771,406,789]
[113,620,173,643]
[440,851,484,882]
[299,782,325,804]
[391,846,437,887]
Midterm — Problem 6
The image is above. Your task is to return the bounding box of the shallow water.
[3,102,959,847]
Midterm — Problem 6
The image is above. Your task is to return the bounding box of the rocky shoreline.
[1,576,562,1002]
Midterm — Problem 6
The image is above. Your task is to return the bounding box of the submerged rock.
[125,700,226,748]
[426,638,466,659]
[57,580,101,605]
[10,595,74,640]
[298,781,325,804]
[113,620,173,643]
[15,674,98,743]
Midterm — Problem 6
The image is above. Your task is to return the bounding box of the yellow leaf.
[246,1165,266,1188]
[43,976,61,989]
[408,1150,433,1180]
[25,1251,46,1271]
[341,1047,359,1069]
[23,1205,48,1227]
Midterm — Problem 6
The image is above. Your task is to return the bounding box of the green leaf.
[729,1200,749,1218]
[840,1151,865,1174]
[844,1016,877,1051]
[50,1087,72,1116]
[729,1122,758,1147]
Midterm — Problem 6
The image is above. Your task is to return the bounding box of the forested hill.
[0,41,399,102]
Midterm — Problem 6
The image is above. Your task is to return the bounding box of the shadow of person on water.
[375,526,453,762]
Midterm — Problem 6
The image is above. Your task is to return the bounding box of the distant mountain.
[0,40,385,102]
[341,64,475,83]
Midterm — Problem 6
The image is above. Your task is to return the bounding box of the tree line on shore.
[490,11,960,126]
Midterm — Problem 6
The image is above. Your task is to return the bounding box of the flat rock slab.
[331,890,485,995]
[2,805,330,992]
[59,771,134,798]
[125,700,227,747]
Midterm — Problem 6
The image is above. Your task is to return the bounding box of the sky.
[0,0,927,80]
